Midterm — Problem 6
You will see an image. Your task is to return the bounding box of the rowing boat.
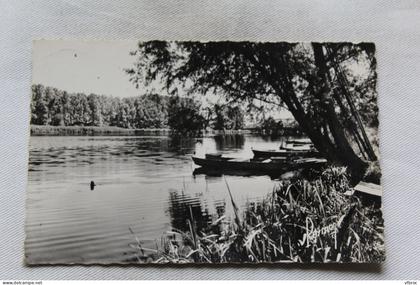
[252,148,321,158]
[192,155,327,172]
[192,156,288,172]
[285,138,312,145]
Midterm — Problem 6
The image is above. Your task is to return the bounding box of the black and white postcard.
[25,40,385,264]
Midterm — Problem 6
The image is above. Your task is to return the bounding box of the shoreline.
[30,125,257,136]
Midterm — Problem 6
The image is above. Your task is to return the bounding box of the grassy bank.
[30,125,258,136]
[30,125,172,136]
[129,166,385,263]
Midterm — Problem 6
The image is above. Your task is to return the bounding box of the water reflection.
[167,134,200,154]
[214,134,245,151]
[167,190,215,234]
[26,134,290,264]
[193,167,283,180]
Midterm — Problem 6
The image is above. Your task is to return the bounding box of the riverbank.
[30,125,256,136]
[30,125,171,136]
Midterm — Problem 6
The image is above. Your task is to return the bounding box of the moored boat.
[285,138,313,145]
[192,156,288,172]
[192,155,327,172]
[280,145,314,151]
[252,148,321,158]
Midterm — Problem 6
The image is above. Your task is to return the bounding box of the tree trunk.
[245,46,368,183]
[311,43,368,183]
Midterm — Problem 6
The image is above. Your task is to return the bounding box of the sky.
[32,40,313,120]
[32,40,140,98]
[31,40,292,119]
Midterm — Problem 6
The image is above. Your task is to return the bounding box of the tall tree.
[88,94,103,126]
[126,41,378,182]
[31,84,48,125]
[213,104,244,130]
[167,96,205,134]
[30,85,172,129]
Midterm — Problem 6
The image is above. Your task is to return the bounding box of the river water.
[25,134,291,264]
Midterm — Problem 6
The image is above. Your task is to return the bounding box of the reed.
[129,166,385,263]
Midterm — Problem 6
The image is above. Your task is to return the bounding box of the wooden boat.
[193,156,288,172]
[286,138,312,145]
[192,155,327,172]
[278,138,316,153]
[192,166,281,179]
[280,145,315,152]
[252,148,321,158]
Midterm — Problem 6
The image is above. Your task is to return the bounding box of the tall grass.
[129,166,385,263]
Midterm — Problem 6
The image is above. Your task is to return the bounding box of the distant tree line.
[30,84,246,134]
[31,84,169,128]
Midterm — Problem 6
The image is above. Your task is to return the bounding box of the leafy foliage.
[212,104,244,130]
[126,41,380,180]
[167,96,205,134]
[260,116,284,136]
[31,84,249,134]
[30,84,169,128]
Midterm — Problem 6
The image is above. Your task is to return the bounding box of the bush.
[167,96,205,135]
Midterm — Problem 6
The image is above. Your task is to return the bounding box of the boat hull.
[252,149,321,158]
[285,139,312,145]
[192,156,327,173]
[192,156,287,172]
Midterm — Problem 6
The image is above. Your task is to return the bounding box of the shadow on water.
[192,167,284,180]
[167,190,218,234]
[214,134,245,151]
[167,134,199,155]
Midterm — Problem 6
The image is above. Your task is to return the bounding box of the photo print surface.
[26,40,384,264]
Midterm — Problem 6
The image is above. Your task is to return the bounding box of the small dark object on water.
[90,181,96,190]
